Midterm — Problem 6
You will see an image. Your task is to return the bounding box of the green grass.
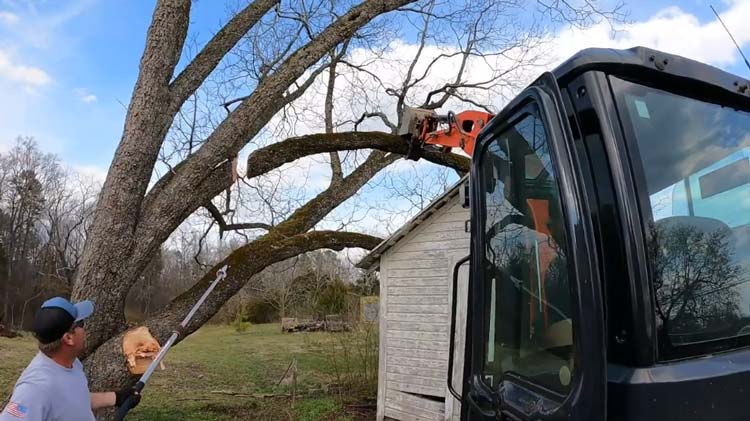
[0,324,374,420]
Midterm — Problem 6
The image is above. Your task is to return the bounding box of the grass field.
[0,324,376,420]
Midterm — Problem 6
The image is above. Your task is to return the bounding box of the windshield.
[611,76,750,359]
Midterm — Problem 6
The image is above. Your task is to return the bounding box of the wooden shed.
[357,177,470,421]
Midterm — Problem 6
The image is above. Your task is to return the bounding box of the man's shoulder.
[16,354,57,387]
[14,369,53,392]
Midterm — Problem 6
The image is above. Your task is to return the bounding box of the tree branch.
[169,0,279,113]
[354,112,397,132]
[204,202,272,238]
[325,43,350,186]
[163,230,383,334]
[246,131,470,178]
[396,1,434,127]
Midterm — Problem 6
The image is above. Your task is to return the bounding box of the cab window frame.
[475,100,579,400]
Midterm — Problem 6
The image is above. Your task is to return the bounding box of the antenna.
[710,5,750,73]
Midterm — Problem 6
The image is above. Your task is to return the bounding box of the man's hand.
[114,387,141,409]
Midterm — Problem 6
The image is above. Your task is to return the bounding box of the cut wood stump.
[122,326,164,375]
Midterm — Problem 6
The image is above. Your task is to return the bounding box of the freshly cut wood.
[122,326,164,375]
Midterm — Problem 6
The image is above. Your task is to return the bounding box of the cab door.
[461,74,606,420]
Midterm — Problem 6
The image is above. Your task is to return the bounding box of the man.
[1,297,140,420]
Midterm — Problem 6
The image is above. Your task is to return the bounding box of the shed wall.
[377,197,470,420]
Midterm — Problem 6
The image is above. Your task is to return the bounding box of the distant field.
[0,324,375,420]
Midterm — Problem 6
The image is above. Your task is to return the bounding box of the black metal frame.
[464,78,605,421]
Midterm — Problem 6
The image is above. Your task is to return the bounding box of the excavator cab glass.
[611,76,750,360]
[460,47,750,421]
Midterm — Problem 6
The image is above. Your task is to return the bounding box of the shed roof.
[356,175,468,270]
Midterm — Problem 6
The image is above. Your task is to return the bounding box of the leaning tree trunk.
[83,231,381,392]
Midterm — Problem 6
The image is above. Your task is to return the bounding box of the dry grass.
[0,324,374,420]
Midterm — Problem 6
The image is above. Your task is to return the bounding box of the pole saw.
[114,264,229,420]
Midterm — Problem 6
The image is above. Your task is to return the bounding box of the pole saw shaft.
[114,265,229,421]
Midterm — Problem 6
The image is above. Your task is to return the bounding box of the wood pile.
[281,318,325,333]
[0,324,20,338]
[280,316,351,333]
[324,314,350,332]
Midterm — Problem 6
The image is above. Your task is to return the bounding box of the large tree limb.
[139,0,415,255]
[246,131,470,178]
[72,0,193,351]
[83,230,382,391]
[169,0,279,114]
[114,2,415,317]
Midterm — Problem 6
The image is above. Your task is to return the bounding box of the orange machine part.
[423,110,494,156]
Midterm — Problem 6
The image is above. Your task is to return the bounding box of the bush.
[245,298,278,324]
[306,321,379,402]
[232,312,251,333]
[315,278,350,318]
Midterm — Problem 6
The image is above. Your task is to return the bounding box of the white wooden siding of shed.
[377,198,470,421]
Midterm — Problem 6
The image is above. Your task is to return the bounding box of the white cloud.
[265,1,750,240]
[548,2,750,73]
[72,164,108,184]
[0,49,51,87]
[0,10,18,25]
[73,88,97,103]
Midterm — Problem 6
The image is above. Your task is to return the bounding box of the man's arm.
[90,388,141,411]
[90,392,115,410]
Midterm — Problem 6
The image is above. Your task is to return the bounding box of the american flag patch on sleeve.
[3,401,27,418]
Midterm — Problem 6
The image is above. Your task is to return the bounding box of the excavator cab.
[452,47,750,420]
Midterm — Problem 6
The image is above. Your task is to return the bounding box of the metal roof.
[356,175,468,270]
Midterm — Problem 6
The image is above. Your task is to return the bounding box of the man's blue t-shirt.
[1,352,95,420]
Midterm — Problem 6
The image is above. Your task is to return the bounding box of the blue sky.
[0,0,749,178]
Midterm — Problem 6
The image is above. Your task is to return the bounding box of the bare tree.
[250,259,305,320]
[67,0,623,394]
[0,138,71,327]
[648,221,744,349]
[38,172,99,289]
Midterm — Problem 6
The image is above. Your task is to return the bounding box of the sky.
[0,0,749,182]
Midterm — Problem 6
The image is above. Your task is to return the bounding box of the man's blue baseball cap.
[31,297,94,344]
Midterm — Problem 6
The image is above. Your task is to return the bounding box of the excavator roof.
[550,46,749,99]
